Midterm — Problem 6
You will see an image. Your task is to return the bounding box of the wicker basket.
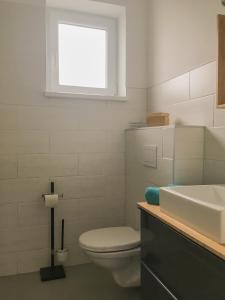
[146,113,170,127]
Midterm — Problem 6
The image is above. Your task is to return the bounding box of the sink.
[160,185,225,244]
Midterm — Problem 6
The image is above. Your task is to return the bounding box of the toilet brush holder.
[56,249,69,264]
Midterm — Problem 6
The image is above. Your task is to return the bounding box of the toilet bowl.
[79,227,140,288]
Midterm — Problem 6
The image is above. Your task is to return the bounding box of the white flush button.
[142,145,157,168]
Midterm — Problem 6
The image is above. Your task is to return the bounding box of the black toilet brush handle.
[61,219,64,250]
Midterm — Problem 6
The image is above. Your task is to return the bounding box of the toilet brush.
[56,219,69,264]
[61,219,64,250]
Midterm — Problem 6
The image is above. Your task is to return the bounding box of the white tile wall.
[175,127,204,159]
[0,0,147,276]
[190,62,216,99]
[174,159,204,185]
[148,60,225,187]
[149,73,189,111]
[148,62,216,127]
[162,128,174,159]
[0,203,18,230]
[18,155,78,178]
[204,160,225,184]
[18,249,50,274]
[171,95,214,127]
[0,178,49,204]
[0,253,18,277]
[0,131,49,155]
[125,126,204,229]
[205,127,225,161]
[0,156,18,179]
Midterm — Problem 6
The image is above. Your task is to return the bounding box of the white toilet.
[79,226,140,288]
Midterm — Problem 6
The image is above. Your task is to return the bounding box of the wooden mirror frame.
[218,14,225,108]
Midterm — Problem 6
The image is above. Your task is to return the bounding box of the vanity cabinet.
[140,209,225,300]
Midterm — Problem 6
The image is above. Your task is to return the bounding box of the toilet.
[79,226,140,288]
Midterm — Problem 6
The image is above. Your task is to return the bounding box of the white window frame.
[46,8,117,97]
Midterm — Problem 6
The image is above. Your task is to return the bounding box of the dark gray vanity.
[140,208,225,300]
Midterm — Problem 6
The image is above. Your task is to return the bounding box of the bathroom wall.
[147,0,225,186]
[125,126,204,230]
[148,0,225,86]
[0,0,148,276]
[148,60,225,185]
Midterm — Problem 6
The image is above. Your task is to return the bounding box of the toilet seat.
[85,246,140,259]
[79,227,140,253]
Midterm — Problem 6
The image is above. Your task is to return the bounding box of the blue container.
[145,186,160,205]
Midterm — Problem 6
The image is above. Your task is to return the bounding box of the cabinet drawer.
[141,263,176,300]
[141,210,225,300]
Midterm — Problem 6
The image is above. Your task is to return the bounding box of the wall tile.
[18,106,79,131]
[205,127,225,160]
[149,73,189,111]
[162,127,174,159]
[126,130,138,162]
[0,178,49,205]
[50,131,107,154]
[190,62,216,99]
[0,229,20,253]
[0,105,17,130]
[0,253,18,277]
[104,153,125,175]
[143,158,174,186]
[171,95,214,127]
[0,155,17,179]
[108,89,147,130]
[0,132,17,154]
[18,154,78,177]
[79,198,107,220]
[17,226,49,252]
[214,104,225,127]
[0,203,18,229]
[106,130,125,153]
[51,176,105,200]
[50,132,79,154]
[78,153,106,176]
[78,101,110,130]
[104,175,125,202]
[175,127,205,143]
[18,202,48,227]
[204,160,225,184]
[174,159,203,185]
[18,249,49,274]
[175,127,204,159]
[0,131,49,155]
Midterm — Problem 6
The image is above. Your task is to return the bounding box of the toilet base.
[112,256,140,288]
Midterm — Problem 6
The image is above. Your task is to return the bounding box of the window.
[46,9,117,96]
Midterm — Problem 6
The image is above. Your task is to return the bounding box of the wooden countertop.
[138,202,225,261]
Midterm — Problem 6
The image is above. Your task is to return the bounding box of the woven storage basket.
[146,113,169,127]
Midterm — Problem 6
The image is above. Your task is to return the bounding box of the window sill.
[44,91,128,102]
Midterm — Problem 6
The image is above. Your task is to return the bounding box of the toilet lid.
[79,227,140,253]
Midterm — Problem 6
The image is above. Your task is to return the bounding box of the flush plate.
[142,145,157,168]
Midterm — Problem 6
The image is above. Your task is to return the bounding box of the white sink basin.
[160,185,225,244]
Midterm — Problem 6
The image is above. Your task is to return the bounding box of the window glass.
[58,24,107,89]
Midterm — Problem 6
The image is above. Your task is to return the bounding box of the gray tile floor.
[0,264,140,300]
